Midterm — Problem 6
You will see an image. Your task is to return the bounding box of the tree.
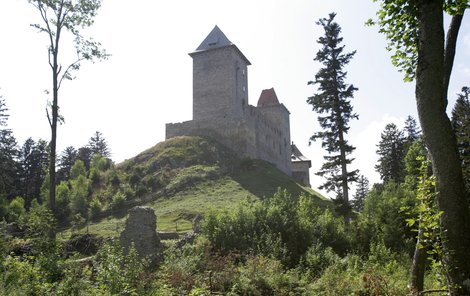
[375,123,406,183]
[29,0,108,216]
[371,1,470,293]
[0,94,19,199]
[307,13,359,205]
[18,138,49,207]
[88,131,111,158]
[76,146,93,171]
[352,174,369,212]
[404,115,421,145]
[57,146,77,182]
[451,86,470,193]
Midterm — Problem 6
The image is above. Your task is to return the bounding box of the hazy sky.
[0,1,469,197]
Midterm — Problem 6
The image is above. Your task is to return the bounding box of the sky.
[0,0,469,198]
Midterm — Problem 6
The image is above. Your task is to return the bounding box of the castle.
[166,26,310,186]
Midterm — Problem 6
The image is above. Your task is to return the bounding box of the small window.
[243,86,246,92]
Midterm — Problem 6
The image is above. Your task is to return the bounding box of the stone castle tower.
[166,26,300,176]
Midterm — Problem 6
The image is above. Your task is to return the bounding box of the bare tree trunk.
[415,1,470,294]
[410,220,427,294]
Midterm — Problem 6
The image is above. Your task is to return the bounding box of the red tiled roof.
[257,88,280,107]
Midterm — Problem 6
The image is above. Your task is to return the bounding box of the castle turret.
[189,26,250,121]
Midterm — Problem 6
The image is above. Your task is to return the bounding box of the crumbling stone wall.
[119,206,163,267]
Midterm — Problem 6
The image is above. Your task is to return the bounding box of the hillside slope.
[85,136,329,235]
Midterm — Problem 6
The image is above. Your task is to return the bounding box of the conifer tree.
[57,146,77,182]
[88,131,111,158]
[308,13,359,204]
[451,86,470,193]
[404,115,421,145]
[375,123,406,183]
[0,94,19,198]
[352,174,369,212]
[18,138,49,207]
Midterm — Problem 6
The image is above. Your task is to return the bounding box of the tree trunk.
[410,219,427,294]
[415,1,470,294]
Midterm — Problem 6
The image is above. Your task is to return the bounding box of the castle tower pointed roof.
[190,25,251,65]
[195,25,232,51]
[257,88,280,107]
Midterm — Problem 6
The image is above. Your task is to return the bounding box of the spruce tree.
[352,174,369,212]
[451,86,470,193]
[88,131,111,158]
[404,115,421,145]
[0,95,19,198]
[308,13,358,204]
[57,146,78,182]
[375,123,406,183]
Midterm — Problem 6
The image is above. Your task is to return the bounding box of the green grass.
[68,136,331,239]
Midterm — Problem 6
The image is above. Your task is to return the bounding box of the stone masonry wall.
[166,103,292,175]
[191,46,249,121]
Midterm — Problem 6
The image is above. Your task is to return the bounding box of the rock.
[119,206,163,267]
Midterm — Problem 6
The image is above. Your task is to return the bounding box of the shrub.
[110,191,126,211]
[7,196,26,223]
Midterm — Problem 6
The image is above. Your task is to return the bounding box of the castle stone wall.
[191,46,249,121]
[166,104,292,175]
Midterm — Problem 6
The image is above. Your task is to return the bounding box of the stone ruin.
[119,206,163,267]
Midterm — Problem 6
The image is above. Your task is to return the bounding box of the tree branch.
[443,13,464,105]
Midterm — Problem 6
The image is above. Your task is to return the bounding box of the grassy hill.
[77,136,329,236]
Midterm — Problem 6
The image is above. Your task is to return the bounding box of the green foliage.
[451,86,470,195]
[231,256,304,295]
[88,131,111,158]
[70,175,90,217]
[308,12,359,200]
[203,189,348,267]
[89,196,102,218]
[405,159,447,283]
[375,123,406,183]
[352,174,369,212]
[0,96,18,199]
[56,181,71,223]
[55,255,96,295]
[95,241,147,295]
[359,181,416,253]
[110,191,127,211]
[70,159,87,180]
[403,138,427,191]
[0,255,51,295]
[6,196,25,223]
[303,242,340,279]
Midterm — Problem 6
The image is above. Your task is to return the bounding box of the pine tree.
[352,174,369,212]
[88,131,111,158]
[451,86,470,193]
[375,123,406,183]
[308,13,359,204]
[0,94,19,198]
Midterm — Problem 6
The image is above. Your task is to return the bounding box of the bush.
[110,191,126,210]
[7,196,25,223]
[203,189,348,267]
[95,241,147,295]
